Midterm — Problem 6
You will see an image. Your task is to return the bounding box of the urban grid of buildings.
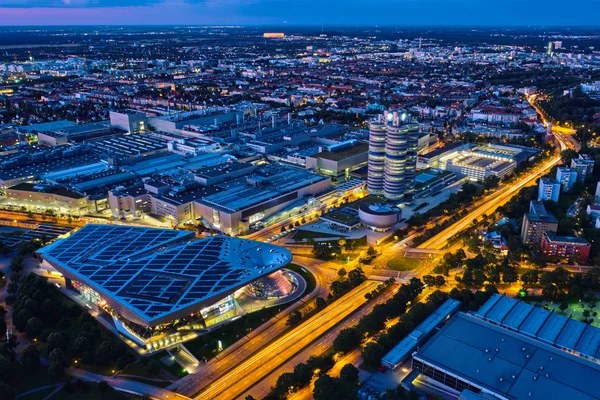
[1,25,600,400]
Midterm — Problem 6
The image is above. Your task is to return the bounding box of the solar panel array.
[39,224,292,325]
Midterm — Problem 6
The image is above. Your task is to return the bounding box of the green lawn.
[387,255,420,271]
[13,368,64,397]
[541,299,600,328]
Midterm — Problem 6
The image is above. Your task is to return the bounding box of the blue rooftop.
[414,313,600,400]
[477,294,600,363]
[381,299,461,369]
[38,225,293,327]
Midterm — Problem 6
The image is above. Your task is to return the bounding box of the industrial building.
[411,310,600,400]
[304,140,368,177]
[382,299,461,369]
[109,110,148,134]
[38,224,293,351]
[368,111,420,201]
[196,165,331,235]
[148,108,242,134]
[409,294,600,400]
[418,143,538,182]
[5,182,89,216]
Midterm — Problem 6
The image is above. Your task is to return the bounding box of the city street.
[192,281,379,400]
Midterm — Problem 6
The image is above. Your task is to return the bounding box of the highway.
[170,264,331,397]
[192,281,379,400]
[418,154,562,250]
[242,294,379,400]
[415,94,580,252]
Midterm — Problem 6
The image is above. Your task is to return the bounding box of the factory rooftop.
[382,299,461,369]
[38,225,293,327]
[414,312,600,400]
[199,166,328,213]
[476,294,600,361]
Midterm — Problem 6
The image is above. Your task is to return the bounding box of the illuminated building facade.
[38,224,293,352]
[368,111,419,201]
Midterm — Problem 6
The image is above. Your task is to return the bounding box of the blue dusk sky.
[0,0,598,26]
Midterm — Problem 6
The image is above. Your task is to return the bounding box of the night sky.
[0,0,598,26]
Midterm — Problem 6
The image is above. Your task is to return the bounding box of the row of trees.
[12,274,135,381]
[329,267,367,300]
[262,278,424,400]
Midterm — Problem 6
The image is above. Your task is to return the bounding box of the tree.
[48,361,65,380]
[20,345,40,371]
[306,355,334,375]
[520,270,539,286]
[313,374,340,400]
[560,149,578,165]
[483,175,500,190]
[46,332,67,352]
[274,372,298,396]
[347,267,366,287]
[337,268,347,279]
[95,340,116,365]
[362,342,385,369]
[339,363,359,385]
[333,328,361,354]
[502,267,518,284]
[422,275,436,287]
[315,297,326,309]
[48,348,65,366]
[286,310,302,326]
[293,362,313,386]
[434,275,446,286]
[0,382,15,400]
[73,336,91,356]
[25,317,43,339]
[460,270,474,286]
[366,246,378,258]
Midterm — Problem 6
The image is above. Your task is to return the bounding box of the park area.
[387,255,420,271]
[540,298,600,328]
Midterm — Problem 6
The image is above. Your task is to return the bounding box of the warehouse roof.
[414,312,600,400]
[477,294,600,361]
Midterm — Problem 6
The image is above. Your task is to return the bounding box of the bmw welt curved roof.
[38,224,293,327]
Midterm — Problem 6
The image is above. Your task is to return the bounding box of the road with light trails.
[243,313,368,400]
[170,264,332,396]
[418,151,563,251]
[193,281,379,400]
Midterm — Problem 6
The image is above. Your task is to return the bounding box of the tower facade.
[367,121,387,195]
[368,111,419,201]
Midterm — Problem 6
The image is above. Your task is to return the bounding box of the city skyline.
[1,0,600,26]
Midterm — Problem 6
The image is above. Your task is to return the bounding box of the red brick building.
[541,232,591,264]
